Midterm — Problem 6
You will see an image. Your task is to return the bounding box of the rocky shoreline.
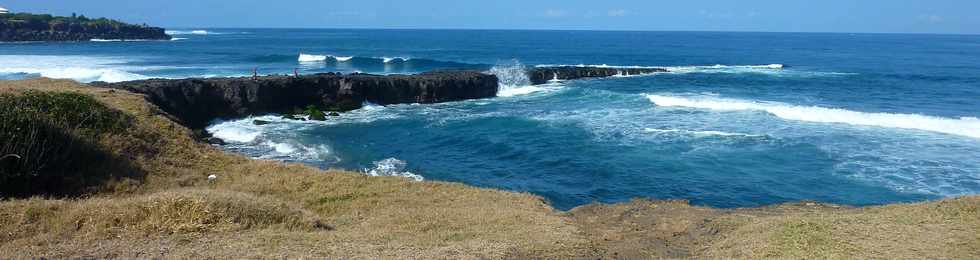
[93,66,679,130]
[527,66,668,85]
[95,71,498,129]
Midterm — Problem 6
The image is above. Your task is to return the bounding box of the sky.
[2,0,978,34]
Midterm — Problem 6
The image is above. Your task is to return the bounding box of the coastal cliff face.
[97,71,498,129]
[0,13,170,42]
[528,66,668,85]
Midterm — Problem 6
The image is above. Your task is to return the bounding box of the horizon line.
[161,26,980,36]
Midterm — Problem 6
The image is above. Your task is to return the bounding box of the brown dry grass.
[0,78,977,259]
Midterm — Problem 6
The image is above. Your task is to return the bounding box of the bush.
[305,105,327,121]
[0,91,141,197]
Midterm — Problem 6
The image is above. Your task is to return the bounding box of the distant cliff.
[95,71,498,129]
[0,12,170,42]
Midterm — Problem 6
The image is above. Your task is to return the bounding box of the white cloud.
[699,10,734,20]
[607,9,628,17]
[543,9,569,18]
[917,14,945,24]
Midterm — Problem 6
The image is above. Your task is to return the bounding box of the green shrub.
[305,105,327,121]
[0,91,141,197]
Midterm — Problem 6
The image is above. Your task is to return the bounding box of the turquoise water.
[2,29,979,209]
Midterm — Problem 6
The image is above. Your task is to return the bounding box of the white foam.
[298,53,328,62]
[0,55,151,83]
[662,64,786,74]
[490,60,565,97]
[643,128,763,137]
[363,158,424,181]
[258,140,339,162]
[497,84,564,97]
[206,121,262,143]
[265,141,297,154]
[382,57,409,63]
[90,39,158,42]
[165,30,211,35]
[646,94,980,139]
[298,53,353,62]
[531,63,825,77]
[170,37,187,41]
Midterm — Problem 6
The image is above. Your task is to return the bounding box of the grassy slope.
[0,78,977,259]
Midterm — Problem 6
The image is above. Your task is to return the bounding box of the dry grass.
[0,78,977,259]
[0,78,588,258]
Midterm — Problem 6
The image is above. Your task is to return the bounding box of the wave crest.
[298,53,354,62]
[489,60,565,97]
[363,158,424,181]
[165,30,211,35]
[647,94,980,139]
[0,55,150,83]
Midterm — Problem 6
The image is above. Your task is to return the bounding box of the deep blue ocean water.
[3,29,979,209]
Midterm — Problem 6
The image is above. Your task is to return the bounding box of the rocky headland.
[0,12,170,42]
[96,71,498,129]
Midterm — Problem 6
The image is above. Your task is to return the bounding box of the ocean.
[2,29,979,209]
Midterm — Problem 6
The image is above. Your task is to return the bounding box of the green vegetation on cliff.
[0,12,170,41]
[0,91,139,197]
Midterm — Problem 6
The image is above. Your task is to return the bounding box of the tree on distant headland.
[0,12,170,41]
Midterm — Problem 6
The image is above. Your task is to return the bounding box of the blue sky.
[3,0,977,34]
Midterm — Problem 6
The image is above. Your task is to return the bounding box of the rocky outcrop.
[528,66,668,85]
[94,71,498,129]
[0,13,170,42]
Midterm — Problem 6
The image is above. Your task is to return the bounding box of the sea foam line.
[646,94,980,139]
[643,128,763,137]
[535,63,783,69]
[165,30,211,35]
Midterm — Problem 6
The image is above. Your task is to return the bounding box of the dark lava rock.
[204,137,226,145]
[252,119,272,126]
[328,112,341,117]
[281,114,306,121]
[96,71,498,129]
[528,66,668,85]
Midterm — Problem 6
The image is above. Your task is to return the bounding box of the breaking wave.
[165,30,211,35]
[646,94,980,139]
[490,60,564,97]
[0,55,151,83]
[298,53,329,62]
[204,115,341,162]
[363,158,424,181]
[296,53,373,63]
[296,54,470,68]
[382,57,411,63]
